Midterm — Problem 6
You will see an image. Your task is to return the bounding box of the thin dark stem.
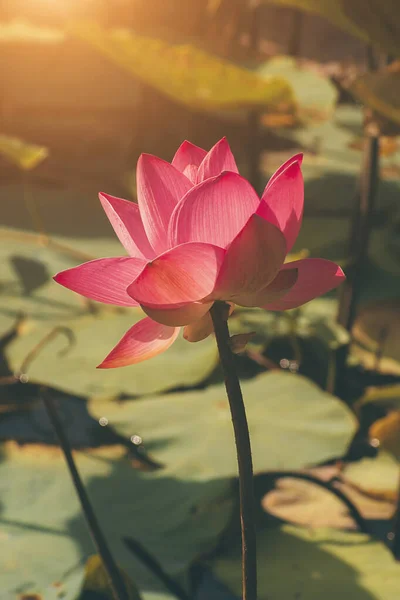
[266,472,370,534]
[337,134,380,332]
[123,537,190,600]
[337,44,381,336]
[389,475,400,559]
[210,302,257,600]
[41,390,130,600]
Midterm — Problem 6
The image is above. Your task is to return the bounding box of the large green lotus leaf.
[0,134,49,171]
[357,385,400,410]
[212,524,400,600]
[258,56,338,124]
[71,22,295,113]
[231,299,349,351]
[350,63,400,127]
[0,442,233,598]
[89,372,357,476]
[0,227,128,326]
[81,554,142,600]
[5,312,218,397]
[342,450,400,497]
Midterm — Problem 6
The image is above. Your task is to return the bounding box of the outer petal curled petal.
[98,193,154,259]
[172,140,207,183]
[258,156,304,253]
[196,137,239,182]
[263,258,346,311]
[142,300,213,327]
[98,317,180,368]
[127,242,225,306]
[137,154,192,254]
[54,257,146,306]
[211,215,286,302]
[265,153,303,191]
[169,172,260,248]
[233,267,298,307]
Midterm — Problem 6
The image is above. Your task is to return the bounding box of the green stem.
[210,302,257,600]
[41,390,130,600]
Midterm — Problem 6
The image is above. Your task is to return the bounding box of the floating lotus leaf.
[89,372,357,477]
[342,451,400,499]
[5,312,218,397]
[82,554,142,600]
[211,524,400,600]
[357,385,400,410]
[258,56,338,124]
[0,442,233,598]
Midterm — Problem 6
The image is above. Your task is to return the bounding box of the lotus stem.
[337,134,380,332]
[124,536,190,600]
[210,301,257,600]
[389,476,400,559]
[337,45,380,333]
[41,390,130,600]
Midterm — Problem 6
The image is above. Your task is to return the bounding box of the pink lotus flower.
[54,138,345,368]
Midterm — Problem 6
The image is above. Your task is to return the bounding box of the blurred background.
[1,2,400,599]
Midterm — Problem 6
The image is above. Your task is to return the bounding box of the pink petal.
[182,164,199,184]
[127,242,225,306]
[137,154,192,255]
[258,156,304,253]
[169,172,260,248]
[183,312,214,342]
[172,140,207,183]
[266,153,303,191]
[196,137,239,183]
[98,317,180,368]
[99,193,155,260]
[54,257,146,306]
[233,267,298,307]
[142,300,213,327]
[183,302,234,342]
[263,258,346,311]
[211,215,286,302]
